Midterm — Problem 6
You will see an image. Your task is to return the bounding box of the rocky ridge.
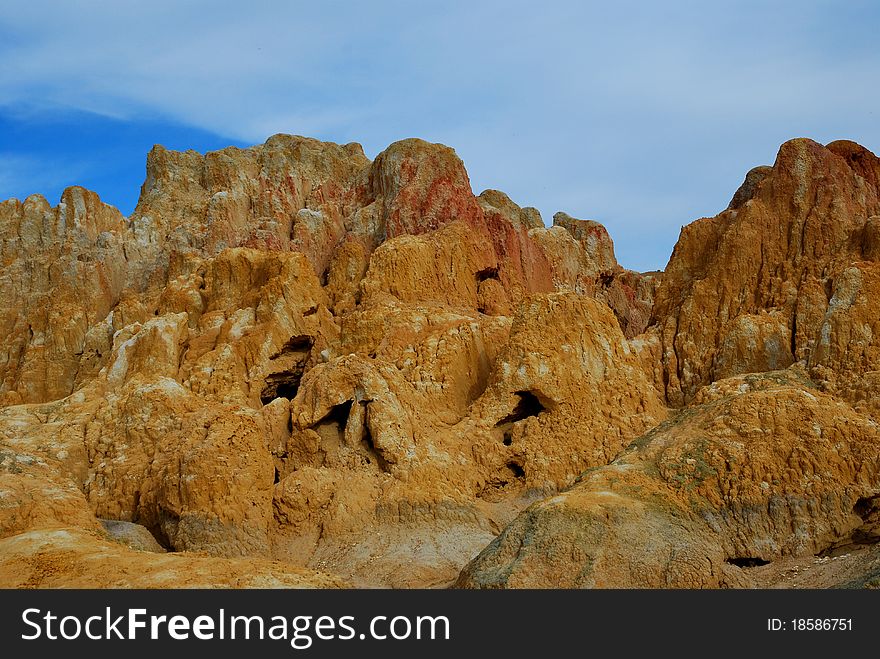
[1,135,878,588]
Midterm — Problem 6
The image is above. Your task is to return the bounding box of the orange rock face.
[0,188,128,405]
[1,134,879,589]
[652,138,880,406]
[460,139,880,588]
[458,368,880,588]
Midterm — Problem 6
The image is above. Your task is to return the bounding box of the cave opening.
[725,556,771,568]
[323,400,353,430]
[854,495,879,523]
[476,461,527,501]
[495,391,547,426]
[260,368,305,405]
[850,495,880,545]
[506,461,526,480]
[476,266,500,282]
[817,495,880,557]
[269,335,314,360]
[275,380,300,400]
[261,335,314,404]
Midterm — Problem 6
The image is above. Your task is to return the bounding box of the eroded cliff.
[1,135,877,588]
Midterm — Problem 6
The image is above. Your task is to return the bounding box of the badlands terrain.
[1,135,878,588]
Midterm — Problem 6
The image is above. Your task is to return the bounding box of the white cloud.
[0,0,878,270]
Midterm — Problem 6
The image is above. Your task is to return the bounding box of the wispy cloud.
[1,0,878,269]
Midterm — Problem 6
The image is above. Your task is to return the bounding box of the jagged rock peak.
[651,137,880,406]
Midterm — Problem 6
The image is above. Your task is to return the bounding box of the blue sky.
[1,1,878,271]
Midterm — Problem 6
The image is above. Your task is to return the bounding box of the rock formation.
[458,368,880,587]
[651,139,880,406]
[460,139,880,588]
[1,134,878,589]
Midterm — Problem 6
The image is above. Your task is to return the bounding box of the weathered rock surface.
[1,134,878,589]
[652,138,880,406]
[458,368,880,588]
[0,528,344,588]
[546,211,661,338]
[0,188,128,405]
[99,519,166,552]
[459,139,880,589]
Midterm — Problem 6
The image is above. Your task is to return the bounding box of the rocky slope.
[1,135,877,588]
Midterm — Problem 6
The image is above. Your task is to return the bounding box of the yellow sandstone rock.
[1,134,878,588]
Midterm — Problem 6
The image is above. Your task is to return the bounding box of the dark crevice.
[823,277,834,302]
[260,367,305,404]
[309,400,390,472]
[853,495,879,523]
[269,335,313,360]
[598,272,614,288]
[273,467,280,484]
[261,335,314,404]
[131,490,141,520]
[816,496,880,557]
[475,266,500,282]
[495,391,547,427]
[477,460,526,500]
[506,461,525,480]
[274,379,300,400]
[154,509,179,551]
[360,416,389,472]
[149,527,173,552]
[320,400,353,431]
[726,556,770,568]
[502,431,513,446]
[303,305,318,317]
